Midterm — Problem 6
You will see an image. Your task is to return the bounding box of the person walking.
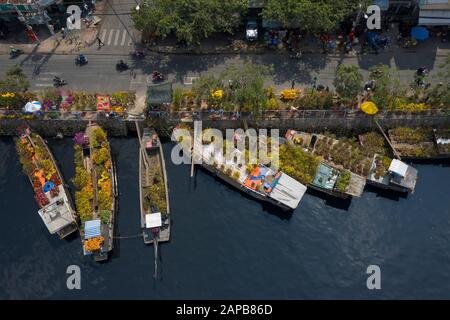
[96,36,104,47]
[291,79,295,89]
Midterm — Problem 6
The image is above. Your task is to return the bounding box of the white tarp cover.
[146,212,162,228]
[389,159,409,178]
[269,173,307,209]
[23,101,41,113]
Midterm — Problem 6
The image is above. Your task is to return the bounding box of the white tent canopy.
[23,101,42,113]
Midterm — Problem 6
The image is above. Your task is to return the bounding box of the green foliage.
[334,64,363,102]
[72,166,89,190]
[132,0,247,45]
[262,0,364,32]
[75,189,93,223]
[93,147,110,165]
[90,127,107,148]
[279,144,320,185]
[192,74,223,106]
[335,170,351,192]
[172,87,185,109]
[0,65,29,93]
[220,61,270,114]
[368,64,404,110]
[294,88,334,109]
[97,189,112,211]
[389,127,434,144]
[99,210,111,224]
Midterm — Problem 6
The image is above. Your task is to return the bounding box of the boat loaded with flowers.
[15,127,78,238]
[172,126,307,211]
[72,124,117,262]
[139,128,170,244]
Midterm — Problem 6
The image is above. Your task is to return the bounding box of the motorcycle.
[75,54,88,66]
[131,50,145,59]
[10,48,24,58]
[151,71,164,82]
[289,51,302,59]
[53,76,67,87]
[116,60,129,71]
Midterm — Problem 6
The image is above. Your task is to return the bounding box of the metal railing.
[1,108,448,122]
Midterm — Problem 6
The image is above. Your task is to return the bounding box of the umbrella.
[360,101,379,115]
[411,26,429,41]
[43,181,55,193]
[23,101,42,113]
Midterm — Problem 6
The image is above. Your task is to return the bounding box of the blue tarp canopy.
[411,26,429,41]
[84,219,101,239]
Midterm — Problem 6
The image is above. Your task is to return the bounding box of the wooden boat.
[16,128,78,238]
[139,128,170,244]
[73,123,117,262]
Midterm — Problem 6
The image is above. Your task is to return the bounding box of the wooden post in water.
[374,119,402,160]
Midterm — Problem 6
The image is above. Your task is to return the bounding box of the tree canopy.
[132,0,248,45]
[334,64,363,103]
[0,65,29,93]
[368,64,404,109]
[262,0,363,32]
[220,61,271,113]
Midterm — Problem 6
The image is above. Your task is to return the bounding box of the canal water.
[0,136,449,299]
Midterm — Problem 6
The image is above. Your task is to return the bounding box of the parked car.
[246,19,258,42]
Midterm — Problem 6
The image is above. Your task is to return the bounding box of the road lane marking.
[35,83,53,87]
[114,29,120,46]
[121,30,127,46]
[107,29,114,45]
[100,29,107,43]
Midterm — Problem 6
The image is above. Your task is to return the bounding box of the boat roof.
[268,172,307,210]
[389,159,409,178]
[146,212,162,228]
[311,162,338,190]
[38,185,75,234]
[84,219,101,239]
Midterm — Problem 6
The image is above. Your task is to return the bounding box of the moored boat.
[172,127,307,211]
[139,128,170,244]
[15,128,78,238]
[72,124,116,262]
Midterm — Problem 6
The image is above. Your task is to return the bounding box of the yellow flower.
[211,89,223,99]
[360,101,379,115]
[280,89,300,100]
[1,92,15,98]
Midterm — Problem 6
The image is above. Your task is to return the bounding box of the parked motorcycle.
[151,71,164,82]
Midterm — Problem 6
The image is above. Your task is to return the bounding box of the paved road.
[91,0,140,54]
[1,2,449,114]
[1,46,448,90]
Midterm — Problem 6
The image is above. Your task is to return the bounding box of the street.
[1,47,448,89]
[0,0,449,114]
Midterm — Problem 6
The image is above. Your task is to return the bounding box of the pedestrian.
[97,36,104,47]
[291,80,295,89]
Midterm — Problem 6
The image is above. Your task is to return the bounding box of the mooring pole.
[374,119,402,160]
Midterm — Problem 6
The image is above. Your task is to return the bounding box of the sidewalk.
[0,1,105,55]
[144,27,449,57]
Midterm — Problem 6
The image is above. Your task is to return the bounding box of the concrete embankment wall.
[0,119,138,137]
[167,112,450,134]
[0,112,449,137]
